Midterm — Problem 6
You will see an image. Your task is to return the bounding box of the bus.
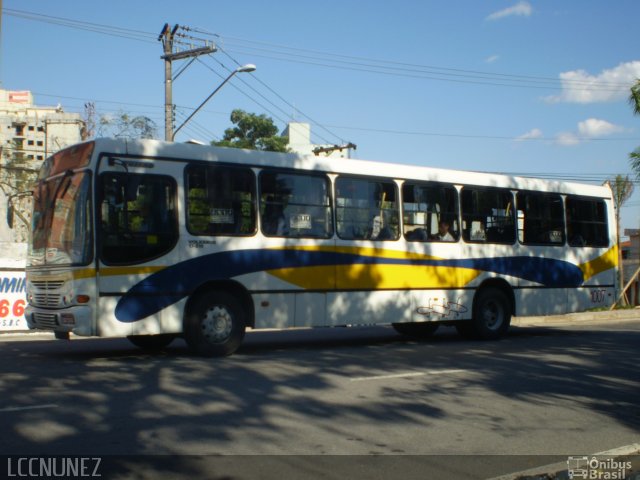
[17,138,617,356]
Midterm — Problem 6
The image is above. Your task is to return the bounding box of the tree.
[212,109,289,152]
[97,111,158,139]
[608,174,635,304]
[81,102,97,141]
[629,79,640,177]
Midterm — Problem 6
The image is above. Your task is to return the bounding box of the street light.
[172,64,256,141]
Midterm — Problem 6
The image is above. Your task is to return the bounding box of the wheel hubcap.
[482,301,503,330]
[201,305,233,343]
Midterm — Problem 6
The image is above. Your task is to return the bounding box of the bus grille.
[32,292,62,307]
[32,312,58,329]
[30,280,65,290]
[30,280,65,308]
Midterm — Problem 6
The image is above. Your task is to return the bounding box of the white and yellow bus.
[19,138,617,356]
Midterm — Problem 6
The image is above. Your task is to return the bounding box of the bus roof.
[90,137,611,199]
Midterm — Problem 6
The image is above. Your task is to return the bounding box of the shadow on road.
[0,323,638,472]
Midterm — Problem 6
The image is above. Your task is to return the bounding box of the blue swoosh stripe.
[115,249,584,322]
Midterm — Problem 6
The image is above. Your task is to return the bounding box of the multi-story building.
[0,89,83,243]
[0,89,83,164]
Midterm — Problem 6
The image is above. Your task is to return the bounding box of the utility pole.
[158,23,217,141]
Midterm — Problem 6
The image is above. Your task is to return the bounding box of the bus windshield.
[28,171,93,266]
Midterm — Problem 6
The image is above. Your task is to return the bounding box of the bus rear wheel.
[393,322,439,338]
[184,291,246,357]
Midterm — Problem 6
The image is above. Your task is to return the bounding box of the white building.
[283,122,354,159]
[0,90,83,163]
[0,90,83,244]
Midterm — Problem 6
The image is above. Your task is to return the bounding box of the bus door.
[255,170,336,329]
[331,176,404,325]
[96,156,181,337]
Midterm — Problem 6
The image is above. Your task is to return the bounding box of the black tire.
[393,322,439,338]
[184,291,246,357]
[127,334,176,350]
[470,287,511,340]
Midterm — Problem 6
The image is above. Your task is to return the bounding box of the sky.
[3,0,640,233]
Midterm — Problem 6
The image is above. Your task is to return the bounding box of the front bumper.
[25,305,94,337]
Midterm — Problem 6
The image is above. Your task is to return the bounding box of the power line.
[194,58,295,134]
[216,46,346,145]
[4,8,157,43]
[198,56,342,146]
[324,124,640,142]
[189,27,632,90]
[226,38,630,88]
[8,7,634,94]
[16,89,640,144]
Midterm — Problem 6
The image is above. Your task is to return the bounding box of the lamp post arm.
[172,71,237,141]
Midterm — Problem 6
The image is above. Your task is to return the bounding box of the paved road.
[0,316,638,479]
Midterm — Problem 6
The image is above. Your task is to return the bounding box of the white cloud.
[555,118,624,147]
[486,1,532,21]
[515,128,543,141]
[485,54,500,64]
[577,118,624,137]
[546,61,640,104]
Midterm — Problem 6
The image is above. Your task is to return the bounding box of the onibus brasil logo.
[567,456,633,480]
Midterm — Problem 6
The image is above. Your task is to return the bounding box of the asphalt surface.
[0,310,638,480]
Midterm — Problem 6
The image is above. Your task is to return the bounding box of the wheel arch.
[183,280,255,329]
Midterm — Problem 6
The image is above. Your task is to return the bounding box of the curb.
[512,308,640,326]
[487,443,640,480]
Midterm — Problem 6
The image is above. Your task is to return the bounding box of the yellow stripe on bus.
[579,245,618,282]
[268,264,481,290]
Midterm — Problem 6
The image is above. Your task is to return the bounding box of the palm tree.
[608,174,635,305]
[630,80,640,177]
[630,79,640,115]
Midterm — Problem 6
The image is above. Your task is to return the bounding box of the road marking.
[350,369,467,382]
[0,404,58,413]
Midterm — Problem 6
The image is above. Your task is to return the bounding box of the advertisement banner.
[0,270,27,331]
[8,91,31,104]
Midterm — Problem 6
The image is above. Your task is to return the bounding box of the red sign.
[8,91,31,104]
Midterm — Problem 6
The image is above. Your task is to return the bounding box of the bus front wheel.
[184,291,246,357]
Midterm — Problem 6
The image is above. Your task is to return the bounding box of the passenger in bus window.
[433,220,455,241]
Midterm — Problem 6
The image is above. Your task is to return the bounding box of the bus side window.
[185,165,256,236]
[516,192,565,246]
[336,176,399,241]
[259,170,333,239]
[402,182,459,242]
[566,196,608,247]
[461,187,514,244]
